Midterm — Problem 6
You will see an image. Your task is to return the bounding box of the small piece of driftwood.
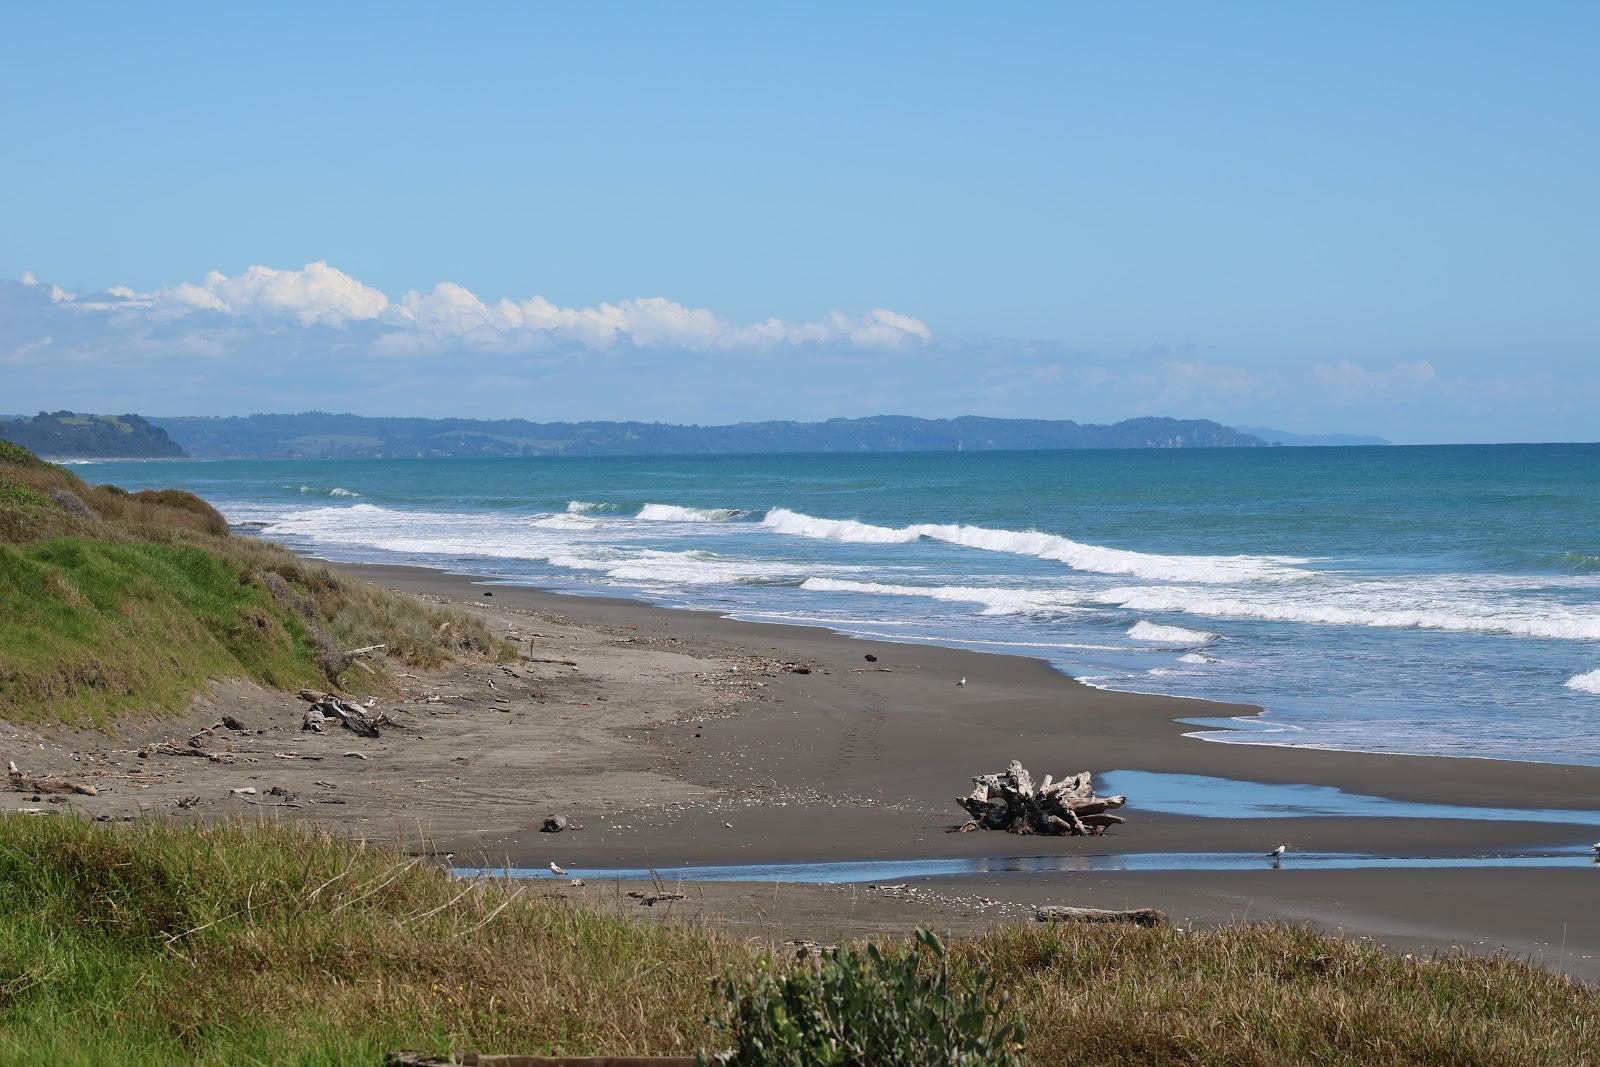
[6,760,98,796]
[956,760,1127,837]
[345,643,388,657]
[627,891,687,906]
[1035,905,1168,927]
[540,815,570,833]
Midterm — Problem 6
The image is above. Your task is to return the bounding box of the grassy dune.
[0,443,510,727]
[0,817,1596,1067]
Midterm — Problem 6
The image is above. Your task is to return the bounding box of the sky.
[2,3,1596,443]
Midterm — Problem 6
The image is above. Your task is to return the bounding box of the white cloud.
[34,261,931,353]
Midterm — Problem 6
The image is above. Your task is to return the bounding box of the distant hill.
[1236,426,1389,447]
[151,413,1269,458]
[0,411,186,458]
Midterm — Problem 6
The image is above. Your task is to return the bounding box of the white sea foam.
[1096,586,1600,642]
[548,549,840,586]
[1178,652,1215,665]
[762,508,1307,584]
[637,503,745,522]
[800,577,1081,617]
[532,513,599,530]
[1128,620,1218,644]
[1565,669,1600,695]
[566,500,622,514]
[328,487,360,498]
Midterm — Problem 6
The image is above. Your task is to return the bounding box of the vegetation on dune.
[0,442,511,727]
[0,817,1596,1067]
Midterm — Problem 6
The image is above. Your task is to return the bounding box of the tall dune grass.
[0,444,511,727]
[0,817,1595,1067]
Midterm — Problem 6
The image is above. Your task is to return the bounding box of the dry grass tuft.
[1,818,1597,1067]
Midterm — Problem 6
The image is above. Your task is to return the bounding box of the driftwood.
[627,891,687,906]
[6,760,98,796]
[1035,905,1168,927]
[540,815,570,833]
[140,740,236,763]
[956,760,1126,836]
[298,690,381,737]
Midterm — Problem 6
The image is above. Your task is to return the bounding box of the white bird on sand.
[1590,842,1600,855]
[956,676,967,687]
[549,861,567,876]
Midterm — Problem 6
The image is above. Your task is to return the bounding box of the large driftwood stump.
[956,760,1125,836]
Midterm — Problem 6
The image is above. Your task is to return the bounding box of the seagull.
[548,861,567,876]
[1267,844,1289,863]
[1590,842,1600,856]
[956,676,967,687]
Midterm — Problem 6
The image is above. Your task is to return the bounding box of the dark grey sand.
[352,564,1600,980]
[10,559,1599,980]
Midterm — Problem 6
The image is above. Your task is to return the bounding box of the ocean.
[81,444,1600,766]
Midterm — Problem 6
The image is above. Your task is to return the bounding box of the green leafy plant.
[702,928,1025,1067]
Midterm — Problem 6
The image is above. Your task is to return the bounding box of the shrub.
[47,487,100,522]
[702,929,1025,1067]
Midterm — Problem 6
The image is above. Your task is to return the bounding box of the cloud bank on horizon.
[1,262,1592,446]
[17,261,932,354]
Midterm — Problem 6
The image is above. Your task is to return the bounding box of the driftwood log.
[1036,905,1167,927]
[7,760,98,796]
[957,760,1125,836]
[298,690,382,737]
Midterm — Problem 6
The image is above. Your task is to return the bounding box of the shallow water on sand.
[456,848,1600,885]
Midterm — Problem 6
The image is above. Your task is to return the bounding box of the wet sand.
[13,558,1600,980]
[349,564,1600,980]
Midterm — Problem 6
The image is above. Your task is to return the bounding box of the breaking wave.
[566,500,623,514]
[637,503,746,522]
[1095,586,1600,642]
[761,508,1306,584]
[1565,669,1600,695]
[800,577,1082,617]
[1128,621,1218,644]
[287,484,361,498]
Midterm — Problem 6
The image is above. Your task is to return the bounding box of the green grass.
[0,817,1595,1067]
[0,441,511,727]
[0,538,322,726]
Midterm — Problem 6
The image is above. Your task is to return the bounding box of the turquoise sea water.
[82,445,1600,766]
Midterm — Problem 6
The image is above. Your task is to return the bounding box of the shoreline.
[348,562,1600,814]
[336,562,1600,979]
[14,550,1600,979]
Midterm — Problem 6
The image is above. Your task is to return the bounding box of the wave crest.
[800,577,1082,617]
[1565,669,1600,695]
[637,503,745,522]
[762,508,1306,584]
[1128,620,1218,644]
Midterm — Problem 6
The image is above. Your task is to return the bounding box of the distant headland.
[0,411,1390,459]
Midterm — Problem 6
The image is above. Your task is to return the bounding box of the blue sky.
[2,3,1596,442]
